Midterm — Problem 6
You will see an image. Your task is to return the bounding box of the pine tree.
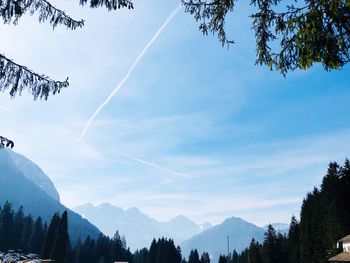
[0,136,14,149]
[288,216,300,263]
[13,206,25,250]
[263,225,278,263]
[217,255,228,263]
[21,215,34,251]
[200,252,210,263]
[188,249,200,263]
[0,0,133,101]
[148,239,157,263]
[339,159,350,234]
[0,201,14,251]
[42,212,61,259]
[231,250,238,263]
[248,239,263,263]
[183,0,350,74]
[28,216,45,254]
[51,211,69,263]
[0,0,134,146]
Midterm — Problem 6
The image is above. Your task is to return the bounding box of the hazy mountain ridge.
[0,149,100,243]
[74,203,202,251]
[6,149,60,201]
[263,223,289,235]
[180,217,266,262]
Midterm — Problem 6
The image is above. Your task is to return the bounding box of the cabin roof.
[329,252,350,262]
[339,235,350,243]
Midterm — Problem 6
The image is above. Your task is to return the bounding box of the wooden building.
[329,235,350,262]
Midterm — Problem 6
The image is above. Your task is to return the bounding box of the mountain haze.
[180,217,265,262]
[74,203,202,250]
[263,223,289,235]
[0,149,100,243]
[5,149,60,201]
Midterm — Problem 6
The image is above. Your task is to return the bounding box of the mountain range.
[74,203,210,251]
[0,148,290,258]
[180,217,266,262]
[0,149,100,243]
[73,203,290,260]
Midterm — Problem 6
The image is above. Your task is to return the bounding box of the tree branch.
[0,136,14,149]
[0,0,84,29]
[0,54,69,100]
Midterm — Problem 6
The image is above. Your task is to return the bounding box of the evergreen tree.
[0,201,14,251]
[288,216,300,263]
[248,239,263,263]
[51,211,69,263]
[148,239,157,263]
[339,159,350,234]
[21,215,34,251]
[42,212,61,259]
[231,250,238,263]
[217,255,228,263]
[28,217,45,254]
[0,0,133,101]
[200,252,210,263]
[13,206,25,250]
[183,0,350,74]
[263,225,278,263]
[134,248,149,263]
[188,249,200,263]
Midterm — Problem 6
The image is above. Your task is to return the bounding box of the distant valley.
[0,149,100,243]
[73,203,289,260]
[0,148,290,260]
[73,202,211,251]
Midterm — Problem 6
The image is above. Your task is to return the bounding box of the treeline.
[134,239,210,263]
[218,159,350,263]
[0,201,133,262]
[0,201,69,261]
[2,159,349,263]
[72,232,133,263]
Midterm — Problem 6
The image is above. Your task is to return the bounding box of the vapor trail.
[79,4,183,141]
[0,106,9,112]
[120,152,189,178]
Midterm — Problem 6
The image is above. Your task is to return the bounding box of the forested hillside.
[222,160,350,263]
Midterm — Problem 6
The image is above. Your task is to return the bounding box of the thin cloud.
[0,106,9,112]
[120,152,189,178]
[78,4,182,141]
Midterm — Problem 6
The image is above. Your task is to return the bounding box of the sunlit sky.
[0,0,349,227]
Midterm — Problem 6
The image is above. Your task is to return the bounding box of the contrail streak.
[0,106,9,112]
[120,152,189,178]
[79,4,183,141]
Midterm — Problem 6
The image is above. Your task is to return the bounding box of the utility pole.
[227,236,230,255]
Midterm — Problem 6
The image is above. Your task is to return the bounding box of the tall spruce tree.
[200,252,210,263]
[188,249,200,263]
[288,216,300,263]
[0,201,14,251]
[263,225,279,263]
[51,211,69,263]
[248,239,263,263]
[217,255,228,263]
[42,212,61,259]
[28,216,45,254]
[13,206,25,250]
[0,0,133,145]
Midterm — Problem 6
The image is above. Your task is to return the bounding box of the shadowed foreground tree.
[0,0,133,145]
[0,136,14,149]
[183,0,350,75]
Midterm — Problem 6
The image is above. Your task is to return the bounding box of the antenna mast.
[227,236,230,255]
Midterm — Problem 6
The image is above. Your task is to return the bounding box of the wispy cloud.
[0,106,9,112]
[78,4,183,141]
[120,152,189,178]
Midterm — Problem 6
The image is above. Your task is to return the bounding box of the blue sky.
[0,0,349,226]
